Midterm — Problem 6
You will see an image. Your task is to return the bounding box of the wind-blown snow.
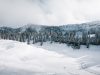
[0,40,100,75]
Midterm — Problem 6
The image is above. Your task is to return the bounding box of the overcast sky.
[0,0,100,27]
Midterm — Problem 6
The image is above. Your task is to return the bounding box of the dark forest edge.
[0,22,100,49]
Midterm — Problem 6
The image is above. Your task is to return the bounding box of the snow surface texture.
[0,40,100,75]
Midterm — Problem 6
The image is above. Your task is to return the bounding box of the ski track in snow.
[0,40,100,75]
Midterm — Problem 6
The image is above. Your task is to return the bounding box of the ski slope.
[0,40,100,75]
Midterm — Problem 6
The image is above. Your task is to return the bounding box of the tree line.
[0,26,100,49]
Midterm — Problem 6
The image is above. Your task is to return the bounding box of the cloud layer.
[0,0,100,27]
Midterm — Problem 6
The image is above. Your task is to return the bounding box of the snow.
[0,40,100,75]
[86,65,100,75]
[34,42,100,75]
[90,34,95,38]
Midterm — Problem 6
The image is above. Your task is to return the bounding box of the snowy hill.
[19,21,100,32]
[19,21,100,31]
[1,21,100,30]
[60,21,100,31]
[0,21,100,32]
[0,21,100,49]
[0,40,100,75]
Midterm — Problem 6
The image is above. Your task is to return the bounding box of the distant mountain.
[0,21,100,33]
[59,21,100,32]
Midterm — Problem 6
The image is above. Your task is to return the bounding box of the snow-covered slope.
[0,40,100,75]
[34,42,100,75]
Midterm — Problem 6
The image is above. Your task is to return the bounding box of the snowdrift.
[0,40,100,75]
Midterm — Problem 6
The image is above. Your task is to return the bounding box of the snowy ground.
[34,42,100,75]
[0,40,100,75]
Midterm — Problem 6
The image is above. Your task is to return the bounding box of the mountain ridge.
[0,21,100,28]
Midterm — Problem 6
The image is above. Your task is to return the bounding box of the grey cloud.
[0,0,100,27]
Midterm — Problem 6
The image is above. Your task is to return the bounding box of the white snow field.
[0,40,100,75]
